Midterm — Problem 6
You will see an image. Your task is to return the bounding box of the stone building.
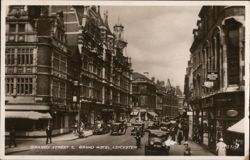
[131,72,158,120]
[185,6,245,152]
[5,5,133,136]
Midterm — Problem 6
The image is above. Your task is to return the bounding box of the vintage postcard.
[0,1,249,160]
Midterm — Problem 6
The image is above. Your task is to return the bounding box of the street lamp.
[73,80,82,121]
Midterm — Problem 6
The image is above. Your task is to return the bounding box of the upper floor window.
[6,78,14,95]
[9,23,26,33]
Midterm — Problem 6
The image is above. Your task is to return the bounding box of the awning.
[147,111,158,117]
[5,105,50,111]
[227,118,245,134]
[5,111,52,120]
[130,111,138,116]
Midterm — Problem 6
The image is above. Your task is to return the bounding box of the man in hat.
[216,138,227,156]
[183,141,192,155]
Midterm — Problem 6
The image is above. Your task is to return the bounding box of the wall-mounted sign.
[73,96,77,102]
[207,72,218,81]
[226,109,239,117]
[35,97,43,101]
[204,81,214,88]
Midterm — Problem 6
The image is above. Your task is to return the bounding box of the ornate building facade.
[5,5,133,136]
[185,6,245,152]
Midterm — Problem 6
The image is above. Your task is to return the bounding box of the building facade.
[5,5,133,136]
[185,6,245,152]
[131,72,157,120]
[5,6,78,136]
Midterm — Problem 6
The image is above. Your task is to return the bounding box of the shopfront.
[198,91,244,152]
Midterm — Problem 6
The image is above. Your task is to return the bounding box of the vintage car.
[160,121,171,132]
[145,129,170,155]
[147,120,160,130]
[110,122,127,135]
[93,122,110,135]
[131,122,144,136]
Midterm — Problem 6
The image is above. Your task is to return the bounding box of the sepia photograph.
[0,1,249,160]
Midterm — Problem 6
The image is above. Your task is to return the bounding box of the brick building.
[184,6,245,152]
[5,5,133,136]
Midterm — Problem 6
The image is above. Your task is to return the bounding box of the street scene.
[3,3,247,158]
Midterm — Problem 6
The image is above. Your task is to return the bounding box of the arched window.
[223,18,242,85]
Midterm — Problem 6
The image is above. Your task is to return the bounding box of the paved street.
[6,127,215,156]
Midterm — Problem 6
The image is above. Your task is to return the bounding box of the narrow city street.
[6,127,214,156]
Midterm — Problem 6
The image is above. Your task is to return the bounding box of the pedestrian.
[183,141,192,155]
[134,131,141,149]
[46,125,52,144]
[177,128,183,144]
[216,138,227,156]
[73,120,78,134]
[9,126,17,148]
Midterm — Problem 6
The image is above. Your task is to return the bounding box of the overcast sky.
[101,6,201,90]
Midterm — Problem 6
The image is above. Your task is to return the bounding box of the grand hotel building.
[5,6,132,136]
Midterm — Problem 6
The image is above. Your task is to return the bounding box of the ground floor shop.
[5,104,77,137]
[192,91,244,153]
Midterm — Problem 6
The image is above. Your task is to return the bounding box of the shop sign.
[204,81,214,88]
[226,109,239,117]
[35,97,43,101]
[207,72,218,81]
[187,111,193,115]
[73,96,77,102]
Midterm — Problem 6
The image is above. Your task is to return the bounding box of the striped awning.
[5,111,52,120]
[130,111,138,116]
[147,111,158,117]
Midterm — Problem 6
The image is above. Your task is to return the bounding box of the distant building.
[131,72,157,120]
[185,6,245,152]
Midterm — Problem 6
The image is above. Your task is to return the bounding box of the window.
[9,24,16,32]
[16,77,33,95]
[6,48,15,65]
[227,28,240,85]
[16,48,34,65]
[18,24,25,32]
[6,78,14,95]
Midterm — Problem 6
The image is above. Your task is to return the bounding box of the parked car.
[131,122,144,136]
[110,122,127,135]
[93,122,110,135]
[145,129,170,155]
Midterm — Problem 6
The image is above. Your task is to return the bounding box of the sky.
[101,6,201,91]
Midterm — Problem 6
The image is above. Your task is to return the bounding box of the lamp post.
[73,80,82,121]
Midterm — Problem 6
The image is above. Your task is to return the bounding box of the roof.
[132,72,154,84]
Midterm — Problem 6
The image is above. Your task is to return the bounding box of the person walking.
[9,127,17,148]
[183,141,192,156]
[134,131,141,149]
[46,125,52,144]
[216,138,227,156]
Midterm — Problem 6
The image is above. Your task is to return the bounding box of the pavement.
[5,130,93,155]
[169,140,215,156]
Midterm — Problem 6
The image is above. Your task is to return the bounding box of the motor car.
[131,122,144,136]
[93,122,110,135]
[145,129,170,155]
[110,122,127,135]
[160,121,170,132]
[147,120,160,130]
